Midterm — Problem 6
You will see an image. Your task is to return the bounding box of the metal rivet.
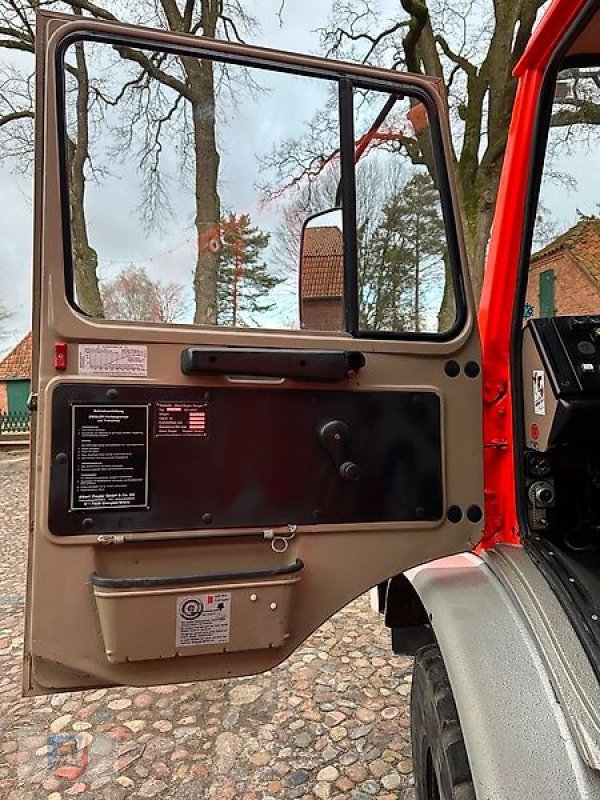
[55,452,68,465]
[82,517,94,530]
[592,614,599,622]
[270,602,277,610]
[202,513,212,525]
[106,388,118,400]
[569,577,575,583]
[250,594,257,602]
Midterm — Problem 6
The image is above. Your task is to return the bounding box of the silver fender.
[409,545,600,799]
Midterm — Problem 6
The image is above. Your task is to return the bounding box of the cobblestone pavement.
[0,454,415,800]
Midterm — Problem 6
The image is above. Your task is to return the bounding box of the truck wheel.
[411,644,475,800]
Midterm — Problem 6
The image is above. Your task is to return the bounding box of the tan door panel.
[25,11,483,695]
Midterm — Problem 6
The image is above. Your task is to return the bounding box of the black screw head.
[106,388,118,400]
[82,517,94,530]
[202,513,213,525]
[55,452,68,465]
[444,360,460,378]
[464,361,481,378]
[447,505,463,523]
[467,505,483,523]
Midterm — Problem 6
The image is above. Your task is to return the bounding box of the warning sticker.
[79,344,147,377]
[155,402,208,438]
[176,593,231,647]
[533,370,546,416]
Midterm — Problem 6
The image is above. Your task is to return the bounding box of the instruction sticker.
[155,401,208,438]
[71,405,149,511]
[176,593,231,647]
[79,344,147,377]
[533,369,546,416]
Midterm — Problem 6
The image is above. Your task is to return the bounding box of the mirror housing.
[299,208,344,331]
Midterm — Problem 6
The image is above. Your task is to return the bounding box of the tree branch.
[400,0,429,73]
[435,33,476,78]
[114,45,192,100]
[63,0,118,22]
[0,108,33,127]
[0,37,33,53]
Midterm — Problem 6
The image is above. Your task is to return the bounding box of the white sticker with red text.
[176,593,231,647]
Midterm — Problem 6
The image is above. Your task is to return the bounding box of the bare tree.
[0,1,103,315]
[65,0,258,324]
[101,265,187,322]
[0,299,15,342]
[271,0,548,316]
[0,0,257,325]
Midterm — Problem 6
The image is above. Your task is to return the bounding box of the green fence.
[0,410,30,435]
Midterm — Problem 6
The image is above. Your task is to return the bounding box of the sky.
[0,0,580,357]
[0,0,337,356]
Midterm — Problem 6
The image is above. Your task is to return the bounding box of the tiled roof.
[532,218,600,282]
[0,332,32,380]
[301,226,344,299]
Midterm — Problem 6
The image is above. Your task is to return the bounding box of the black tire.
[411,644,476,800]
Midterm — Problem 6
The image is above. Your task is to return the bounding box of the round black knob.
[577,340,596,355]
[339,461,361,481]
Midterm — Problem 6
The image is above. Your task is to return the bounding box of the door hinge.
[26,392,38,413]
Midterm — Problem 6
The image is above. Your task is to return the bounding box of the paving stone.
[214,732,243,774]
[329,726,347,742]
[138,778,168,797]
[229,684,264,705]
[382,772,403,790]
[287,768,312,787]
[317,765,339,781]
[0,455,416,800]
[349,724,372,740]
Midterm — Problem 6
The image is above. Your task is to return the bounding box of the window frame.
[55,31,467,342]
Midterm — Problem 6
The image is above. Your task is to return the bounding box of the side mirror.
[299,208,344,331]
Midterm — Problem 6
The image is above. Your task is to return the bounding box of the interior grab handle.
[181,347,365,382]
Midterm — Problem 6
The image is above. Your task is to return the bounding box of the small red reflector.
[54,342,67,371]
[531,423,539,441]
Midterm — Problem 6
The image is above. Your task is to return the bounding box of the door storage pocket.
[91,560,304,663]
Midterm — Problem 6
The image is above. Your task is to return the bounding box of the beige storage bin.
[91,560,303,663]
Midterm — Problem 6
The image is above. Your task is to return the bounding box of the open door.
[25,10,483,694]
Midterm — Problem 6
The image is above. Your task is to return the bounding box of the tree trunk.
[437,254,455,332]
[190,74,221,325]
[185,1,221,325]
[69,40,103,317]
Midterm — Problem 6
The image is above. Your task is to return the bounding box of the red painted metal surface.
[478,0,588,548]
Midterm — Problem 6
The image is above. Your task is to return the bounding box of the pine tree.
[359,171,446,332]
[217,213,279,326]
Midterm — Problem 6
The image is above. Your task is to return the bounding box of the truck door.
[24,10,483,694]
